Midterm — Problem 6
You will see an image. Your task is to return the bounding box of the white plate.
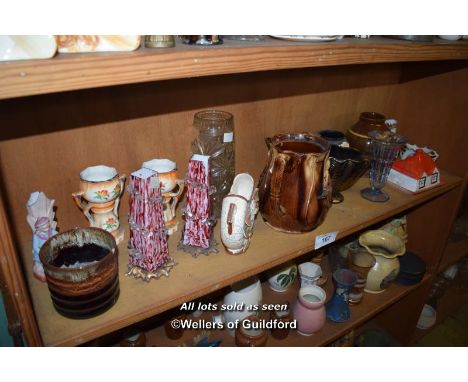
[270,35,342,42]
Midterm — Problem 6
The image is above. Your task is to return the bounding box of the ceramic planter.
[267,262,297,292]
[293,285,327,336]
[39,228,119,319]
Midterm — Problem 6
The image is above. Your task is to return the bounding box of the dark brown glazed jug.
[258,133,332,233]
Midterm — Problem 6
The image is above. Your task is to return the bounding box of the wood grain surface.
[1,37,467,100]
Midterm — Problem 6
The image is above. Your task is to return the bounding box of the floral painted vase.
[267,262,298,292]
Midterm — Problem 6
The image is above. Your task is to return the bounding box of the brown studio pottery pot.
[235,315,268,347]
[258,133,332,233]
[39,227,119,319]
[346,112,388,157]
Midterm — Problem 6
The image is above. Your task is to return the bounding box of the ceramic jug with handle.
[258,133,332,233]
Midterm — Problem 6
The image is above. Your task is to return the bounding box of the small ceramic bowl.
[416,304,437,330]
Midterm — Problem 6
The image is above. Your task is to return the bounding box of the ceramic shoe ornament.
[26,192,58,282]
[220,173,259,255]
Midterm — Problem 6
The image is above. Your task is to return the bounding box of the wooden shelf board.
[1,37,468,100]
[144,268,431,347]
[437,239,468,273]
[20,172,462,346]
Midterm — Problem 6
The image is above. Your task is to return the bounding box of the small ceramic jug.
[142,159,185,235]
[293,285,327,336]
[220,173,259,254]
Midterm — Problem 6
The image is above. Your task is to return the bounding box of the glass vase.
[360,130,405,202]
[191,110,235,218]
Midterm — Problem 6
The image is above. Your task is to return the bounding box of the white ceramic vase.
[223,277,262,336]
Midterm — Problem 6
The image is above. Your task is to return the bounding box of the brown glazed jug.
[258,133,332,233]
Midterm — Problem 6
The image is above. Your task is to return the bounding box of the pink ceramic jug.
[293,285,326,336]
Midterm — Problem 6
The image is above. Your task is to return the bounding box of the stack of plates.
[396,252,426,285]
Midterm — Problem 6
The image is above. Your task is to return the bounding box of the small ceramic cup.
[298,262,322,288]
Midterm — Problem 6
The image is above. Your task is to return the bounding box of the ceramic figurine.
[178,154,218,257]
[56,35,141,52]
[26,192,58,282]
[258,133,332,233]
[126,168,176,282]
[359,230,405,293]
[326,269,358,322]
[72,165,126,244]
[143,159,185,235]
[293,285,327,336]
[220,173,259,255]
[267,262,297,292]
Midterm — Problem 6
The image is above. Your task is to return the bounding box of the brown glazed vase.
[346,112,388,157]
[258,133,332,233]
[39,227,119,319]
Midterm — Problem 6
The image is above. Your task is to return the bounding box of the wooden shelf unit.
[20,175,461,346]
[1,37,468,100]
[0,37,467,346]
